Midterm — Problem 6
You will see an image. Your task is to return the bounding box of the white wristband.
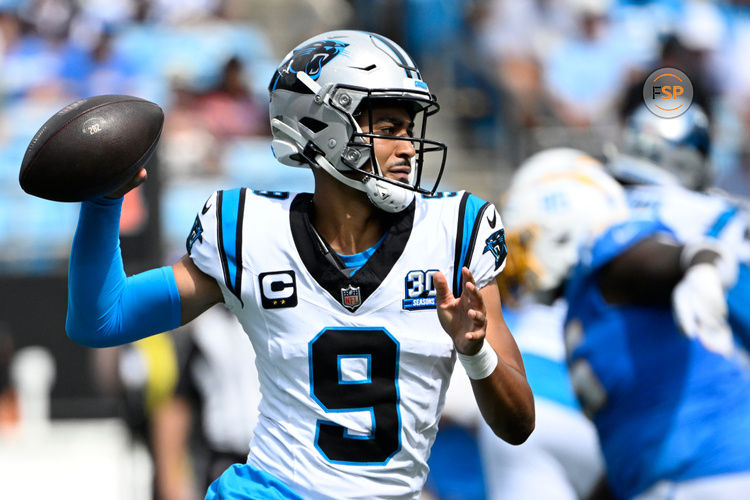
[457,342,498,380]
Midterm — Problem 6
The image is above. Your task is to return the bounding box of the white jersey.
[186,189,506,499]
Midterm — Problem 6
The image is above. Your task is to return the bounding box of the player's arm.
[173,254,223,325]
[434,268,535,445]
[66,169,221,348]
[598,235,732,303]
[597,235,684,305]
[598,233,738,354]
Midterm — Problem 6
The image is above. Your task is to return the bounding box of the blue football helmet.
[609,105,712,190]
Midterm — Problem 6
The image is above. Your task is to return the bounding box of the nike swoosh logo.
[488,212,497,228]
[202,201,212,215]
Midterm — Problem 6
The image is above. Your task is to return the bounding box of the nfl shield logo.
[341,285,361,310]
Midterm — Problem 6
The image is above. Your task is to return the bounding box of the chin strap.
[312,153,413,213]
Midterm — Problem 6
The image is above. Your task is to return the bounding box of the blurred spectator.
[0,8,21,62]
[477,0,578,130]
[58,26,141,98]
[1,8,67,99]
[158,54,269,182]
[618,34,716,127]
[159,75,221,179]
[17,0,75,41]
[475,0,648,160]
[195,55,269,141]
[148,0,225,24]
[541,0,637,128]
[70,0,140,34]
[708,0,750,195]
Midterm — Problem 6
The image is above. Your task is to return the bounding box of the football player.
[65,30,534,499]
[501,148,750,499]
[607,104,750,358]
[478,149,606,500]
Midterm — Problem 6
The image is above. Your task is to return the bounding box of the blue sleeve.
[66,197,182,348]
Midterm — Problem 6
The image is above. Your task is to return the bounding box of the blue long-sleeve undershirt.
[65,197,181,348]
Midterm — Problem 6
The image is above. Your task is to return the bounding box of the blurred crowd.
[3,0,750,269]
[3,1,750,499]
[2,0,750,272]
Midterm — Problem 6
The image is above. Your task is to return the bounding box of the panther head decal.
[270,39,349,93]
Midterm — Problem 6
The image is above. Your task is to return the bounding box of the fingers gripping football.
[106,168,148,199]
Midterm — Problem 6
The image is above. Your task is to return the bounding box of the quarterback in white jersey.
[64,30,534,500]
[187,188,508,498]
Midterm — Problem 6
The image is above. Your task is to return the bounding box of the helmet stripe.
[368,32,418,79]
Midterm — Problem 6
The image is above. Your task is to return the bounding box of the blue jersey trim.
[337,231,388,276]
[206,463,304,500]
[217,188,246,305]
[706,205,739,238]
[453,193,490,295]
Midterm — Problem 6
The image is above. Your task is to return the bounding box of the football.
[19,94,164,202]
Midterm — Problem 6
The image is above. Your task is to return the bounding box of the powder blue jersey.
[503,300,579,410]
[565,219,750,499]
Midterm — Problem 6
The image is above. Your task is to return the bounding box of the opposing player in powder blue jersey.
[502,148,750,499]
[477,149,605,500]
[64,30,534,499]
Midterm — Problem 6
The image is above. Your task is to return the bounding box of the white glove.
[672,263,733,356]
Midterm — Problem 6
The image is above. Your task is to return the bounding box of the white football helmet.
[268,30,447,212]
[501,148,630,299]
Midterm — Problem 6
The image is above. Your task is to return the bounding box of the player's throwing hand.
[106,168,148,199]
